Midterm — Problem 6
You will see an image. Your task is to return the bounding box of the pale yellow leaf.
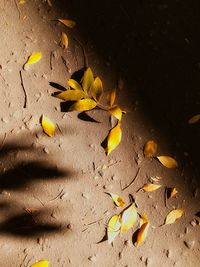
[135,222,150,247]
[188,114,200,124]
[167,187,178,199]
[109,106,123,121]
[157,156,178,168]
[41,115,55,137]
[30,260,49,267]
[109,193,125,207]
[120,203,138,233]
[69,98,97,112]
[24,52,42,68]
[144,140,157,157]
[61,32,68,49]
[108,90,116,107]
[107,214,121,244]
[165,209,184,225]
[91,77,103,102]
[142,183,162,192]
[56,89,85,101]
[67,79,82,91]
[58,19,76,28]
[106,123,122,156]
[82,67,94,93]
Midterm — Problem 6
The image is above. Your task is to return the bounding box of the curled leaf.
[108,90,116,107]
[109,193,125,207]
[56,89,85,101]
[69,98,97,112]
[120,203,138,233]
[82,67,94,93]
[144,140,157,157]
[106,122,122,156]
[135,222,150,247]
[157,156,178,168]
[167,187,178,199]
[165,209,184,225]
[68,79,82,91]
[24,52,42,68]
[30,260,49,267]
[91,77,103,102]
[107,214,121,244]
[142,183,162,192]
[109,106,123,121]
[58,19,76,28]
[41,115,55,137]
[188,114,200,124]
[61,32,68,49]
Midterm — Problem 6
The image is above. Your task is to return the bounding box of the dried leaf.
[91,77,103,102]
[120,203,138,233]
[135,222,150,247]
[68,79,82,91]
[69,98,97,112]
[107,214,121,244]
[167,187,178,199]
[61,32,68,49]
[58,19,76,28]
[106,123,122,156]
[109,193,125,207]
[56,89,85,101]
[82,68,94,93]
[150,176,162,183]
[47,0,52,7]
[165,209,184,225]
[188,114,200,124]
[157,156,178,168]
[30,260,49,267]
[108,90,116,107]
[144,140,157,157]
[41,115,55,137]
[109,106,123,121]
[142,183,162,192]
[24,52,42,68]
[139,213,148,227]
[19,0,26,4]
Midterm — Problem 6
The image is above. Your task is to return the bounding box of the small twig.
[19,70,28,108]
[122,167,141,191]
[73,38,88,68]
[164,186,168,208]
[0,133,7,151]
[0,73,5,82]
[33,194,45,206]
[49,189,64,202]
[61,56,70,72]
[24,208,37,224]
[56,123,64,136]
[14,0,21,19]
[19,254,28,267]
[50,51,53,71]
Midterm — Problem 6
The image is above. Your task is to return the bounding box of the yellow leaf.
[30,260,49,267]
[157,156,178,168]
[61,32,68,49]
[91,77,103,102]
[135,222,150,247]
[56,90,85,101]
[107,214,121,244]
[41,115,55,137]
[24,52,42,68]
[120,203,138,233]
[144,140,157,157]
[165,209,184,225]
[139,213,148,227]
[109,193,125,207]
[58,19,76,28]
[142,183,162,192]
[69,98,97,112]
[167,187,178,199]
[106,123,122,156]
[82,67,94,93]
[108,90,116,107]
[68,79,82,91]
[109,106,123,121]
[188,114,200,124]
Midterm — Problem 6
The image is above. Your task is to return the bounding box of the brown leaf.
[61,32,68,49]
[144,140,157,157]
[135,222,150,247]
[58,19,76,28]
[188,114,200,124]
[157,156,178,168]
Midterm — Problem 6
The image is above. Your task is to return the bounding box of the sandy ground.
[0,0,200,266]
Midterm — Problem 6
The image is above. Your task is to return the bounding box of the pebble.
[166,249,170,258]
[88,255,96,262]
[184,240,195,249]
[1,118,8,123]
[82,193,90,199]
[43,147,49,154]
[190,219,197,227]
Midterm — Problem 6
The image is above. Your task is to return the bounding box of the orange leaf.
[58,19,76,28]
[157,156,178,168]
[144,140,157,157]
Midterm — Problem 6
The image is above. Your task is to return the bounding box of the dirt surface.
[0,1,200,266]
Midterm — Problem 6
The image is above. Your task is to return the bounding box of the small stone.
[43,147,49,154]
[82,193,90,199]
[185,227,189,234]
[124,240,131,247]
[51,212,57,219]
[118,252,122,260]
[88,255,96,262]
[166,249,170,258]
[67,223,72,230]
[37,237,43,245]
[184,240,195,249]
[1,118,8,123]
[190,219,197,227]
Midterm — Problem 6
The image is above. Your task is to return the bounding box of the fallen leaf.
[109,106,123,121]
[157,156,178,168]
[109,193,125,207]
[107,214,121,244]
[19,0,26,4]
[47,0,52,6]
[30,260,49,267]
[167,187,178,199]
[144,140,157,157]
[91,77,103,102]
[24,52,42,68]
[58,19,76,28]
[61,32,68,49]
[82,68,94,93]
[108,90,116,107]
[41,115,55,137]
[56,89,85,101]
[188,114,200,124]
[106,123,122,156]
[142,183,162,192]
[120,203,138,233]
[139,213,148,227]
[135,222,150,247]
[69,98,97,112]
[68,79,82,91]
[165,209,184,225]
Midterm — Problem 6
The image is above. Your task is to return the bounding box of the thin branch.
[61,56,70,72]
[19,70,28,108]
[122,167,141,191]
